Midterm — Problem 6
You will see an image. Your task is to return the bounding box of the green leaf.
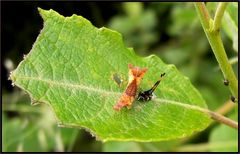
[10,8,211,142]
[209,113,238,152]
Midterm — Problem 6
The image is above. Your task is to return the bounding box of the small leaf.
[10,8,211,142]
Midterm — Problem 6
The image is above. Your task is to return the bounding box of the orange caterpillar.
[113,64,147,111]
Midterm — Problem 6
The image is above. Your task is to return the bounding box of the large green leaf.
[10,8,211,142]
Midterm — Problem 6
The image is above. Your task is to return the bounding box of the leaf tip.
[37,7,43,13]
[98,27,123,43]
[38,7,49,21]
[38,7,59,21]
[37,7,47,15]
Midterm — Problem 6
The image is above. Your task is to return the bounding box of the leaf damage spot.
[112,73,124,87]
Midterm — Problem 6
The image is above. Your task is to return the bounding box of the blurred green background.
[2,2,238,152]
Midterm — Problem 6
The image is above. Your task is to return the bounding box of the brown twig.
[156,98,238,129]
[215,100,235,115]
[207,110,238,129]
[194,2,238,99]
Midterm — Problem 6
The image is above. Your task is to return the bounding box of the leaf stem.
[156,99,238,129]
[228,57,238,65]
[214,56,238,71]
[213,2,229,31]
[206,109,238,129]
[194,2,238,99]
[194,2,211,29]
[215,100,235,115]
[179,99,237,144]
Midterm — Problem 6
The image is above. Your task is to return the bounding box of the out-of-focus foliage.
[108,2,158,54]
[209,112,238,152]
[103,139,181,152]
[2,2,238,152]
[2,92,81,152]
[103,141,142,152]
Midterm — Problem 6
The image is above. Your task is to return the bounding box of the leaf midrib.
[14,75,210,115]
[16,76,120,96]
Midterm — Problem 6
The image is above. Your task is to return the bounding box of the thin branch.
[194,2,211,29]
[213,2,229,31]
[214,57,238,71]
[194,2,238,99]
[156,99,238,129]
[215,100,235,115]
[228,57,238,66]
[207,110,238,129]
[179,99,237,145]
